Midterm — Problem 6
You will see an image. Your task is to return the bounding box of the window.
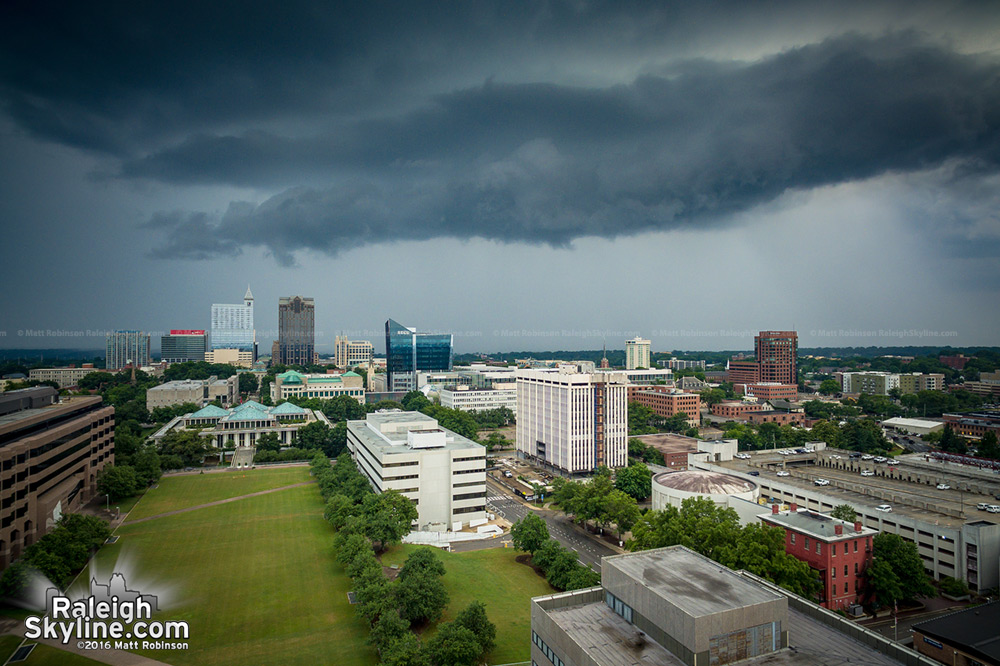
[845,582,849,594]
[832,568,836,579]
[816,542,821,555]
[790,533,796,545]
[844,565,848,577]
[804,537,809,550]
[854,562,858,574]
[832,544,836,556]
[854,540,858,553]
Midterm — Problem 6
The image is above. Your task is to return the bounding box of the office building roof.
[913,601,1000,664]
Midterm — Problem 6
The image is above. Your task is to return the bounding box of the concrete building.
[912,600,1000,666]
[841,371,945,395]
[145,375,239,410]
[958,371,1000,399]
[696,452,1000,594]
[599,368,674,385]
[160,330,207,363]
[277,296,315,366]
[334,336,374,368]
[659,359,707,370]
[652,470,758,511]
[211,286,256,360]
[0,388,114,567]
[204,348,254,368]
[531,546,791,666]
[149,400,329,449]
[28,364,97,388]
[105,330,151,370]
[759,506,876,610]
[269,370,364,403]
[625,337,651,370]
[517,368,628,473]
[627,386,700,427]
[881,417,945,436]
[385,318,453,393]
[438,384,518,416]
[346,411,486,531]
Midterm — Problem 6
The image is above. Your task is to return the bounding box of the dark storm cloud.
[140,34,1000,262]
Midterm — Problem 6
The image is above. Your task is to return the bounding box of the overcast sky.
[1,1,998,354]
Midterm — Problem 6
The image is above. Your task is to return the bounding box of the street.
[481,477,619,572]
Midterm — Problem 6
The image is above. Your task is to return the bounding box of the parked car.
[936,483,951,490]
[987,505,1000,514]
[860,470,875,477]
[748,471,760,476]
[861,454,874,460]
[814,478,830,486]
[503,470,513,478]
[875,504,892,513]
[977,502,991,511]
[735,453,751,459]
[849,453,861,459]
[776,471,790,477]
[873,456,888,463]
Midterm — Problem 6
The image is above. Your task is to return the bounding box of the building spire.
[244,284,254,302]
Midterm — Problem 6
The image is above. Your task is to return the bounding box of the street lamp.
[105,494,110,511]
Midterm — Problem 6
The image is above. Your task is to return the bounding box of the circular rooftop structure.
[651,470,758,511]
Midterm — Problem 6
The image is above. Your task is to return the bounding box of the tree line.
[313,454,497,666]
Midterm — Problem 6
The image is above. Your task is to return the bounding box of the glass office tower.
[385,319,453,392]
[211,286,256,358]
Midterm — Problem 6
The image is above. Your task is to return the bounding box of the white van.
[875,504,892,513]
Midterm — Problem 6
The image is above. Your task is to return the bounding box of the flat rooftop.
[348,411,484,455]
[760,510,877,542]
[632,433,700,455]
[545,600,903,666]
[603,547,782,618]
[0,395,101,431]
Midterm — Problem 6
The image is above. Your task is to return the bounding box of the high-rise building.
[725,330,798,385]
[516,368,628,473]
[334,335,374,368]
[211,286,256,359]
[160,329,207,363]
[0,387,114,567]
[277,296,315,366]
[755,331,798,384]
[105,330,151,370]
[624,337,651,370]
[385,319,453,393]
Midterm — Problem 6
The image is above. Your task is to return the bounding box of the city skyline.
[1,2,999,353]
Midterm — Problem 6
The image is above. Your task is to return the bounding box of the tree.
[362,490,418,551]
[325,421,348,458]
[717,523,821,599]
[402,390,431,412]
[605,489,641,540]
[131,447,162,486]
[397,569,449,624]
[869,533,934,608]
[700,388,726,406]
[238,372,259,395]
[614,462,652,501]
[157,429,210,466]
[937,424,967,454]
[399,547,447,581]
[324,494,357,530]
[831,504,857,522]
[424,622,480,666]
[978,431,1000,460]
[369,608,410,652]
[379,634,428,666]
[819,379,840,395]
[296,420,331,450]
[510,513,550,555]
[256,432,281,453]
[454,601,496,656]
[96,465,139,501]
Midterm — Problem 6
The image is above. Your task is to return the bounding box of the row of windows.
[453,456,485,463]
[791,533,866,555]
[454,505,485,515]
[453,492,486,501]
[831,563,859,578]
[531,631,564,666]
[453,480,483,489]
[454,467,486,475]
[606,591,634,623]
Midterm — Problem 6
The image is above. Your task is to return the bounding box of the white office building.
[346,411,487,531]
[334,336,374,368]
[270,370,365,403]
[211,286,256,360]
[439,384,518,416]
[625,337,651,370]
[516,368,628,474]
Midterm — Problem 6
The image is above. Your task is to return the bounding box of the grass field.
[74,475,375,666]
[380,544,554,664]
[56,466,549,666]
[0,635,105,665]
[124,466,311,522]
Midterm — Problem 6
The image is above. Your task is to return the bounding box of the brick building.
[0,387,114,568]
[627,386,700,427]
[940,412,1000,440]
[725,331,798,386]
[736,382,798,402]
[710,401,769,420]
[630,433,701,471]
[759,506,876,610]
[746,411,806,426]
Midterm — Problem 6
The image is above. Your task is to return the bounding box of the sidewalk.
[1,619,174,666]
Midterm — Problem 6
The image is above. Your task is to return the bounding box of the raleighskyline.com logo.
[24,573,189,651]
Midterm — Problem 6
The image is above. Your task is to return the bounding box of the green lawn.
[124,467,311,521]
[380,544,555,664]
[72,481,374,666]
[0,635,105,666]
